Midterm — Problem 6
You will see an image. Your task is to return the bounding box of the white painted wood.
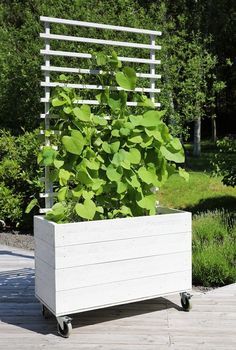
[34,210,192,316]
[45,232,190,268]
[40,81,161,93]
[41,65,162,79]
[43,22,53,209]
[150,35,156,102]
[56,270,191,315]
[34,210,191,247]
[40,49,161,64]
[40,97,161,107]
[40,16,162,36]
[40,33,162,50]
[55,252,191,290]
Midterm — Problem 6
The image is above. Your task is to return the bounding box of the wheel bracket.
[57,315,72,330]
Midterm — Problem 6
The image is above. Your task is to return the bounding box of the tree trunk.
[193,117,201,157]
[211,115,217,142]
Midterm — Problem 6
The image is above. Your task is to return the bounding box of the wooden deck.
[0,244,235,349]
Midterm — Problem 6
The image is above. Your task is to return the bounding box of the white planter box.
[34,208,192,318]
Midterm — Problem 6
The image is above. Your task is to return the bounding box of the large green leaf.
[40,146,57,166]
[126,174,141,189]
[137,194,156,212]
[127,148,141,164]
[76,168,93,185]
[110,141,120,153]
[160,145,185,163]
[141,110,164,127]
[54,159,64,169]
[73,105,91,122]
[92,115,108,126]
[96,52,108,66]
[62,130,85,155]
[145,128,163,143]
[108,95,122,112]
[75,199,96,220]
[138,166,157,185]
[117,181,127,194]
[57,186,68,201]
[106,166,122,182]
[129,135,143,143]
[115,67,137,90]
[45,203,67,222]
[170,137,183,151]
[58,168,71,186]
[52,97,66,107]
[25,198,38,213]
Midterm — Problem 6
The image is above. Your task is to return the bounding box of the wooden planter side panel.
[34,212,192,316]
[34,217,56,312]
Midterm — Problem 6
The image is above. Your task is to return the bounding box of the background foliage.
[0,0,235,137]
[0,130,41,230]
[0,0,235,286]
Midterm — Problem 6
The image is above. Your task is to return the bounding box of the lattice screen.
[39,16,162,212]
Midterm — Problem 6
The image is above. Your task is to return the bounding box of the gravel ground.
[0,232,34,251]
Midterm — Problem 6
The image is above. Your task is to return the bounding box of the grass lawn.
[159,142,236,286]
[159,142,236,214]
[159,172,236,214]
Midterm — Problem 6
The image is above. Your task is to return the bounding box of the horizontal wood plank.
[40,16,162,36]
[35,251,191,291]
[56,270,191,315]
[40,33,162,50]
[40,49,161,64]
[35,231,191,268]
[34,212,191,247]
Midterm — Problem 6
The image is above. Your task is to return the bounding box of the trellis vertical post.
[150,34,156,103]
[44,22,53,208]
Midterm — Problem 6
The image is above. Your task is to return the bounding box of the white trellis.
[39,16,162,213]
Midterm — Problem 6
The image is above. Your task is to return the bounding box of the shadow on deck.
[0,267,182,336]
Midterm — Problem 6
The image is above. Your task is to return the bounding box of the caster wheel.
[180,293,192,311]
[42,305,52,319]
[57,321,72,338]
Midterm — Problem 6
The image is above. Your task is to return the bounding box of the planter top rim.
[34,207,191,226]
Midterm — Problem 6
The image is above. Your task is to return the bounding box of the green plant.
[192,210,236,286]
[212,137,236,187]
[0,184,23,225]
[0,129,41,230]
[37,52,188,223]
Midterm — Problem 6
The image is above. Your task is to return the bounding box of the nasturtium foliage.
[36,52,188,223]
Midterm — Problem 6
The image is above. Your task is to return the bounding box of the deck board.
[0,244,235,349]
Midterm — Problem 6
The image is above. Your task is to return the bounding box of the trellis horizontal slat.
[39,129,60,135]
[40,114,58,119]
[40,49,161,64]
[41,65,161,79]
[40,33,162,50]
[40,193,57,198]
[40,97,161,107]
[40,16,162,36]
[41,81,161,93]
[40,208,50,213]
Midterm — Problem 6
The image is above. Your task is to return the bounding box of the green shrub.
[212,137,236,187]
[0,0,163,134]
[0,184,23,225]
[193,210,236,286]
[0,129,41,230]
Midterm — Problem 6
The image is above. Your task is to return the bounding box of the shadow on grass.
[185,195,236,215]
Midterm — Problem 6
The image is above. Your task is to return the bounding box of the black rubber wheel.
[57,321,72,338]
[181,296,191,311]
[42,305,52,319]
